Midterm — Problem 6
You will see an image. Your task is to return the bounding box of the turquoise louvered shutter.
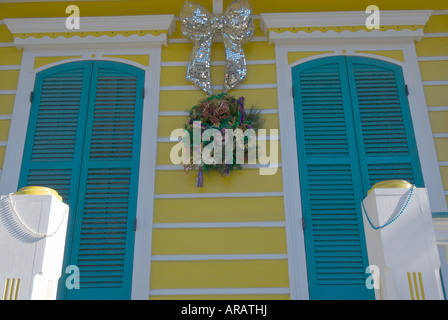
[66,61,143,300]
[292,56,424,300]
[346,57,424,190]
[292,56,373,300]
[18,61,93,234]
[19,61,144,300]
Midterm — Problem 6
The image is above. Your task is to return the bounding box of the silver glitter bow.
[180,0,255,95]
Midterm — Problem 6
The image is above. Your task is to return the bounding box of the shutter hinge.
[134,218,137,232]
[301,216,305,230]
[142,88,145,99]
[30,91,34,103]
[405,85,409,96]
[292,87,295,99]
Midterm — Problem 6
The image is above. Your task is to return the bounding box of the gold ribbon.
[180,0,255,95]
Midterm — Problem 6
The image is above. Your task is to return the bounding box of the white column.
[362,187,444,300]
[0,194,68,300]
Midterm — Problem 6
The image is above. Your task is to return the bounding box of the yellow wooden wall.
[150,18,288,300]
[0,23,18,168]
[418,14,448,207]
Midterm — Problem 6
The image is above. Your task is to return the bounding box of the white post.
[0,193,68,300]
[362,187,444,300]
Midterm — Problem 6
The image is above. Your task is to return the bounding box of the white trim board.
[159,84,277,91]
[424,33,448,38]
[151,254,288,261]
[152,221,286,229]
[154,192,284,199]
[418,56,448,61]
[149,288,290,296]
[156,163,282,171]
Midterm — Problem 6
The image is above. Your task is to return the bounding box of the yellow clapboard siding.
[149,260,289,289]
[160,64,277,87]
[151,227,287,255]
[153,197,285,223]
[0,70,19,90]
[0,146,6,168]
[157,140,282,165]
[440,166,448,190]
[162,41,275,62]
[169,20,184,40]
[157,113,279,137]
[0,120,11,140]
[162,43,193,62]
[34,56,83,69]
[0,25,14,43]
[155,168,283,194]
[419,61,448,81]
[429,111,448,133]
[415,38,448,57]
[424,15,448,33]
[288,51,333,65]
[225,41,275,61]
[424,86,448,107]
[355,50,405,62]
[446,195,448,207]
[159,88,278,111]
[0,47,23,66]
[434,138,448,161]
[149,294,290,300]
[159,90,207,110]
[157,142,182,165]
[102,54,150,67]
[0,95,15,114]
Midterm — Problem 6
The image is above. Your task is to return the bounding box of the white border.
[273,36,447,300]
[0,49,162,300]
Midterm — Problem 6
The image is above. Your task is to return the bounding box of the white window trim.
[262,10,446,300]
[0,15,175,300]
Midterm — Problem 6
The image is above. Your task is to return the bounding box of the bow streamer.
[180,0,255,95]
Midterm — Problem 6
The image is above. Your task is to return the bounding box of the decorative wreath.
[183,93,263,187]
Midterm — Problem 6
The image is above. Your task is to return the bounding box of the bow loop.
[180,1,214,41]
[180,0,254,95]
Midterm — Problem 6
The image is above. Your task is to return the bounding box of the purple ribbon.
[196,167,204,188]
